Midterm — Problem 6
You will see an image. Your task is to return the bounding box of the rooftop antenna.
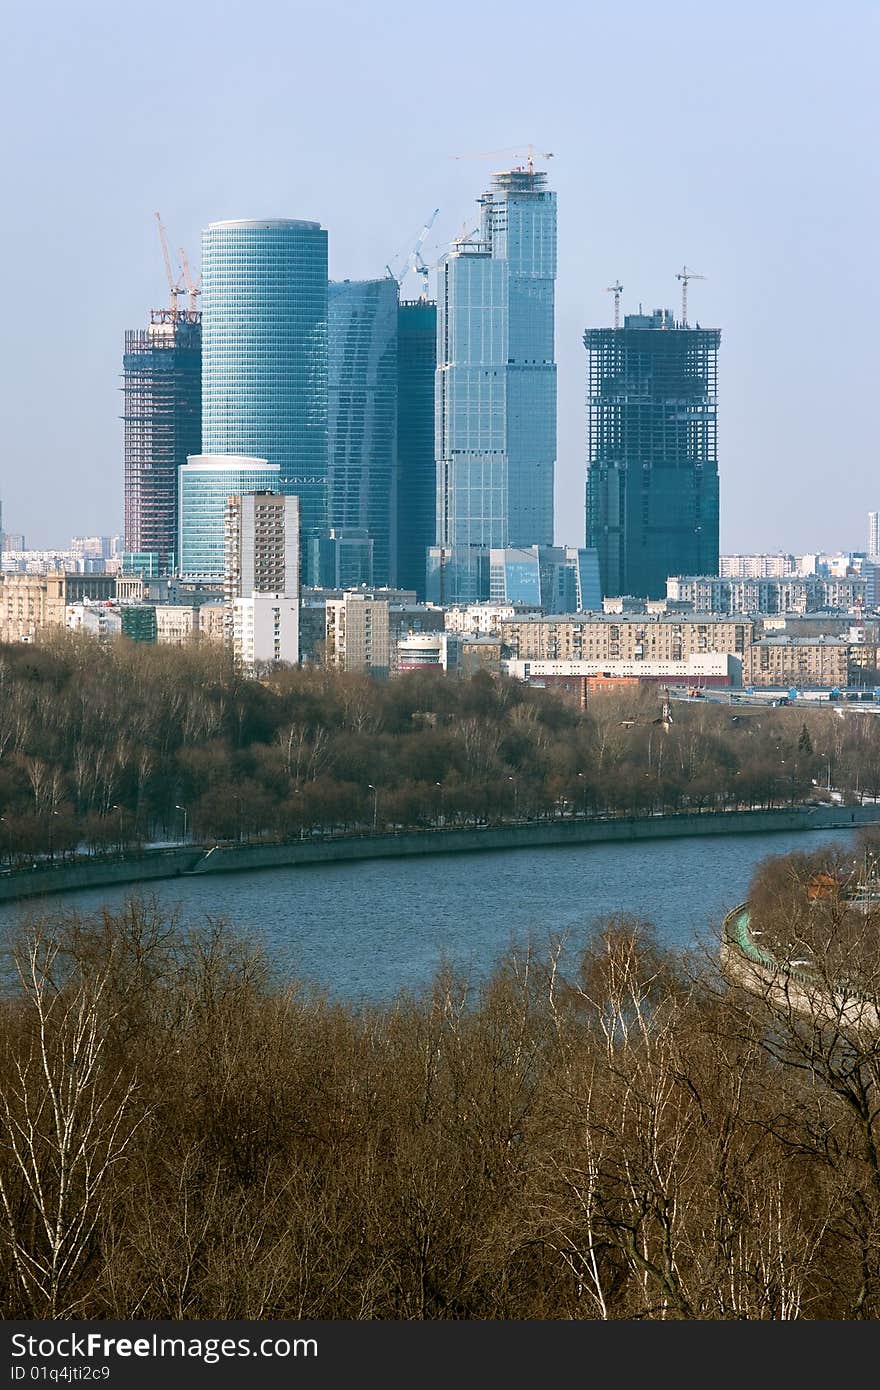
[675,264,706,328]
[606,281,623,329]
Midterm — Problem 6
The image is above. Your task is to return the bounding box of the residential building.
[434,164,557,601]
[178,456,279,581]
[499,613,753,663]
[224,492,299,604]
[743,637,853,689]
[666,574,868,614]
[719,554,797,579]
[201,218,329,547]
[325,591,391,675]
[123,310,202,573]
[586,308,720,599]
[396,299,437,599]
[232,593,299,668]
[328,278,398,586]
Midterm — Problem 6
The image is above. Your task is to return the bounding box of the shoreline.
[0,803,876,906]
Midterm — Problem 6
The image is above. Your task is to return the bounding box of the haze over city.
[3,0,877,553]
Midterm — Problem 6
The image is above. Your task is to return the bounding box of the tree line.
[2,894,880,1319]
[1,632,879,863]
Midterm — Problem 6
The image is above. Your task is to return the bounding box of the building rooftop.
[206,219,322,231]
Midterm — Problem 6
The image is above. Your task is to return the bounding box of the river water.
[0,828,859,1002]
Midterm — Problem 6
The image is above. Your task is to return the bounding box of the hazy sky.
[2,0,877,554]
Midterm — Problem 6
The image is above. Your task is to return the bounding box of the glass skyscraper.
[585,308,720,599]
[178,455,279,581]
[396,299,437,600]
[328,278,398,586]
[434,166,557,601]
[201,219,329,543]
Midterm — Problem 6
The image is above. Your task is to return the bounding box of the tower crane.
[675,264,706,328]
[178,245,202,314]
[387,207,440,299]
[451,144,554,175]
[606,281,624,329]
[154,212,183,316]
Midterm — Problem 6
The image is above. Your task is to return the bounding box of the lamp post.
[508,775,518,822]
[577,772,587,818]
[435,782,444,828]
[368,784,378,833]
[111,803,123,855]
[175,803,188,842]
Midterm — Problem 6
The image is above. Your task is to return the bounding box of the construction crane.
[178,245,201,313]
[451,144,554,176]
[606,281,624,329]
[386,208,440,299]
[154,212,183,316]
[675,264,706,328]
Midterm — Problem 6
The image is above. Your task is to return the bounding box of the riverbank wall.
[1,804,878,906]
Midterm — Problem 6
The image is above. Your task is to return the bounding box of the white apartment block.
[232,594,299,669]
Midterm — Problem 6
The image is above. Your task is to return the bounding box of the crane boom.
[606,281,624,329]
[178,245,202,313]
[675,264,706,327]
[155,212,181,316]
[451,144,554,175]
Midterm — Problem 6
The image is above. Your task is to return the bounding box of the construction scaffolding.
[122,311,201,573]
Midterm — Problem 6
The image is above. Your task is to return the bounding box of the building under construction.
[123,308,202,574]
[585,308,720,599]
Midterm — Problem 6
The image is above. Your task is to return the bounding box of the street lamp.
[435,781,444,828]
[577,772,587,818]
[367,784,378,833]
[508,775,518,822]
[175,804,188,842]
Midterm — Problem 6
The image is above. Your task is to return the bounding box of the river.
[0,827,860,1001]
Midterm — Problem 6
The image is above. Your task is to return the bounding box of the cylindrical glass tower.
[201,219,329,542]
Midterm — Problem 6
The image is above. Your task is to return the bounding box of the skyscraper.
[123,309,202,573]
[396,299,437,600]
[201,218,329,543]
[178,455,279,581]
[869,511,879,558]
[585,308,720,599]
[328,278,398,586]
[433,164,557,602]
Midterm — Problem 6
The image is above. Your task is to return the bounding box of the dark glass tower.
[328,278,399,586]
[396,298,436,599]
[585,309,720,599]
[122,311,202,573]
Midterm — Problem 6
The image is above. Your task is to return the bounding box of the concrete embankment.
[1,804,877,906]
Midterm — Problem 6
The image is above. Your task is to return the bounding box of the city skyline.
[3,1,878,555]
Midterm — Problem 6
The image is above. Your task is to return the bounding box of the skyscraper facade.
[123,310,202,573]
[869,511,879,559]
[178,455,279,581]
[396,299,437,599]
[585,309,720,600]
[328,278,398,586]
[201,219,329,542]
[434,166,557,601]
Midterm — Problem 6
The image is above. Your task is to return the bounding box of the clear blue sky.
[2,0,877,554]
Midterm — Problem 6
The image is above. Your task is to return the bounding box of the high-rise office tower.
[433,164,557,602]
[396,299,437,600]
[869,511,880,558]
[123,309,202,573]
[585,308,720,599]
[201,219,329,544]
[178,455,279,581]
[328,278,399,586]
